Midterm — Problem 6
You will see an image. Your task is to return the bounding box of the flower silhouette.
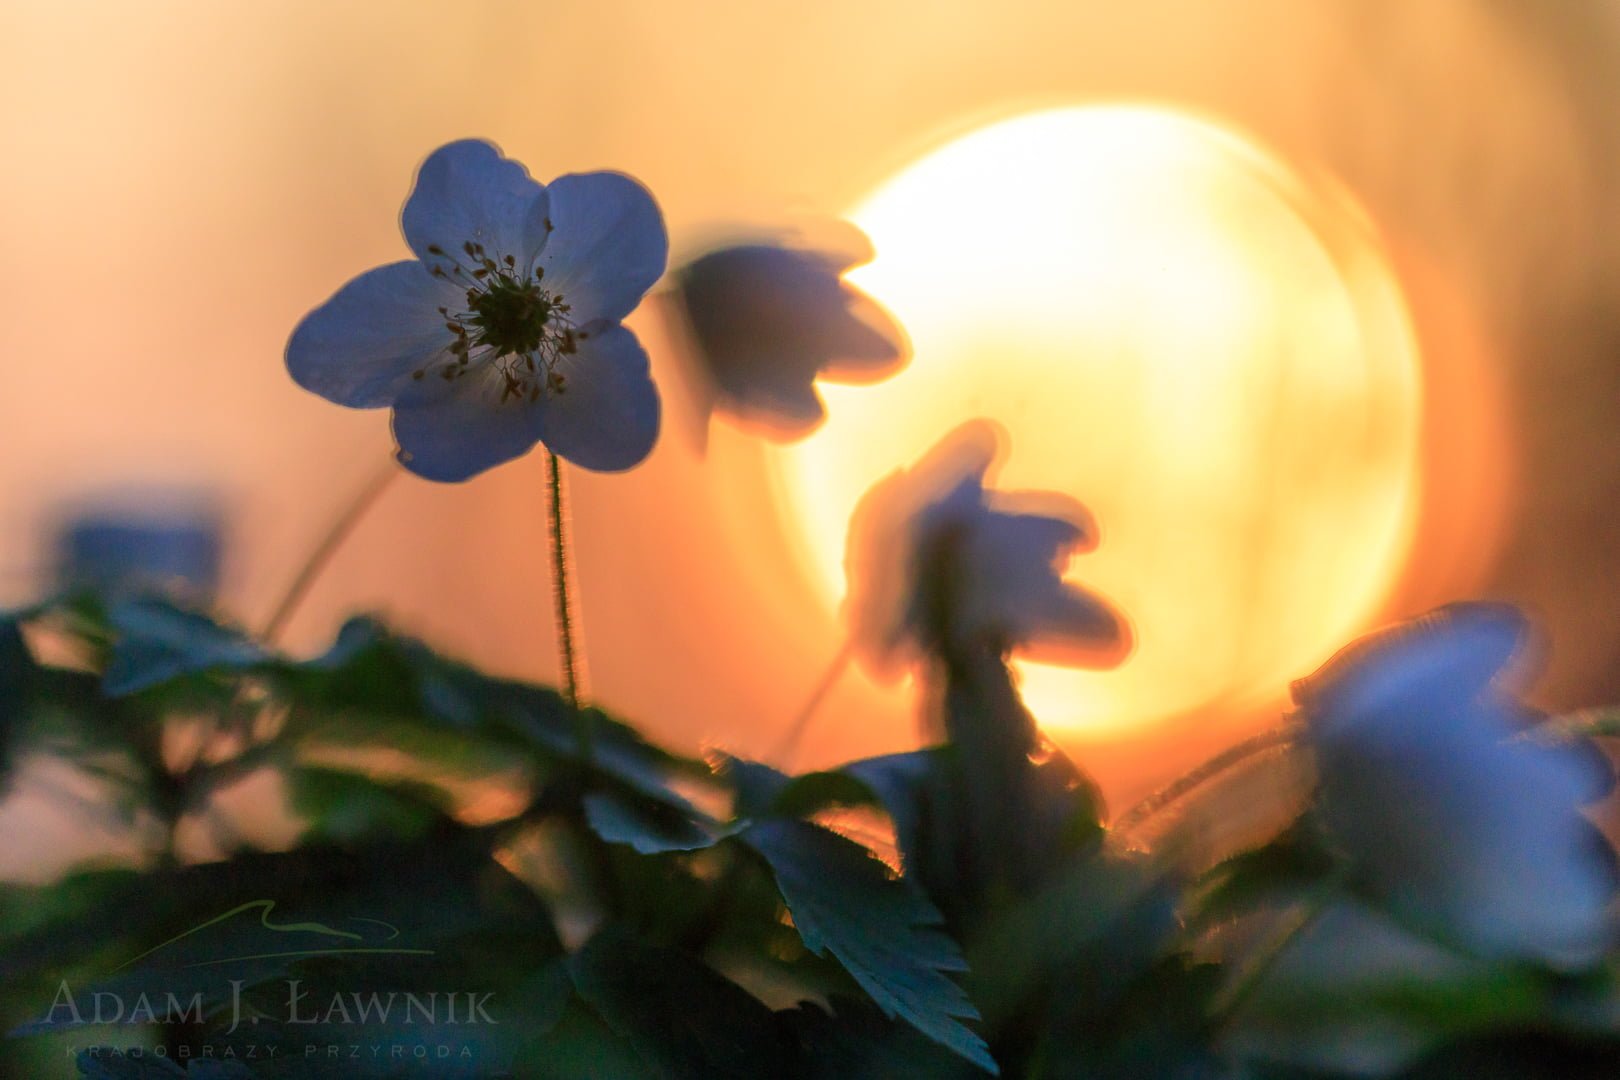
[843,420,1130,680]
[1295,603,1617,967]
[672,232,907,441]
[287,139,668,481]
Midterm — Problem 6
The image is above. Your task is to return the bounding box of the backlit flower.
[287,139,668,481]
[672,232,907,441]
[843,420,1130,680]
[1295,603,1617,967]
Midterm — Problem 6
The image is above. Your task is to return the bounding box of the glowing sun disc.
[772,105,1422,735]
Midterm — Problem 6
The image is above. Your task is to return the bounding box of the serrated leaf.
[770,770,889,821]
[500,699,709,812]
[840,750,942,852]
[740,819,996,1074]
[102,597,269,696]
[582,791,735,855]
[721,756,793,819]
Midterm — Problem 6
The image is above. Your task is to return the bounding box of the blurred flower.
[287,139,668,481]
[53,492,222,602]
[672,231,907,441]
[843,420,1129,680]
[1294,603,1617,968]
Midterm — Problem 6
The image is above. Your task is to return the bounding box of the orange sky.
[4,1,1620,809]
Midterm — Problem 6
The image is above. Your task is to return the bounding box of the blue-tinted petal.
[1294,602,1527,727]
[537,172,668,323]
[390,366,546,482]
[1020,585,1133,668]
[538,322,659,472]
[401,140,550,276]
[287,261,462,408]
[718,366,826,439]
[817,286,910,381]
[677,244,909,389]
[842,422,1005,680]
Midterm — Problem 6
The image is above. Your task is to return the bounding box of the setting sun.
[772,105,1423,735]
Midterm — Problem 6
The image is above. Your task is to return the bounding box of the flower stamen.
[425,242,581,400]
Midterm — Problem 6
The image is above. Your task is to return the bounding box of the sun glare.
[772,105,1422,735]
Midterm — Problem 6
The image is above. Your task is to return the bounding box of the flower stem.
[1111,724,1298,839]
[544,451,590,757]
[262,460,400,644]
[769,638,855,769]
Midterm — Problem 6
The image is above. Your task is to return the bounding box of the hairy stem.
[545,451,590,757]
[1111,724,1298,838]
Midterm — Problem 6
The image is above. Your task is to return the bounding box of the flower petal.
[842,422,1005,680]
[1019,585,1132,668]
[286,261,462,408]
[537,172,668,323]
[401,140,551,275]
[720,367,827,438]
[390,367,546,482]
[1302,605,1617,967]
[1317,704,1614,967]
[1295,603,1528,742]
[817,286,910,382]
[538,322,660,472]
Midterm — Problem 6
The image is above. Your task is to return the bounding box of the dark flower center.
[415,238,586,404]
[468,276,555,356]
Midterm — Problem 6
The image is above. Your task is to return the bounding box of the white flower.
[843,420,1130,680]
[287,139,668,481]
[1295,603,1616,968]
[671,233,907,441]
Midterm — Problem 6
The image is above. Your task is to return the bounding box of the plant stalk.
[545,451,590,759]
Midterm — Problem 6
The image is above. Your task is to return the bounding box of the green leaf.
[1189,819,1339,933]
[963,853,1175,1031]
[519,996,657,1079]
[766,769,888,821]
[567,926,795,1078]
[838,751,941,867]
[280,616,469,721]
[583,791,736,855]
[499,698,711,814]
[740,819,996,1074]
[721,756,793,819]
[290,709,530,815]
[9,828,552,1043]
[102,597,269,696]
[0,616,35,793]
[286,765,445,843]
[1033,955,1227,1080]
